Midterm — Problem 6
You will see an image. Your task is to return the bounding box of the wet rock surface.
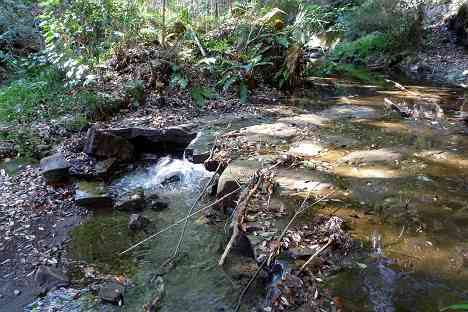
[98,282,124,305]
[115,189,145,212]
[84,126,135,162]
[75,181,113,209]
[40,153,71,183]
[128,214,150,231]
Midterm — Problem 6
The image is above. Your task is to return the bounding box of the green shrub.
[340,0,423,49]
[330,32,389,63]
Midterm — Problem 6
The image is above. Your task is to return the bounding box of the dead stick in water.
[120,187,241,255]
[172,163,222,258]
[234,190,335,312]
[299,239,333,272]
[218,174,262,266]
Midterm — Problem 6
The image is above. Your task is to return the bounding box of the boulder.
[216,159,260,212]
[98,282,124,305]
[75,181,113,209]
[40,153,71,183]
[128,214,150,231]
[104,125,197,154]
[84,125,197,160]
[84,126,134,161]
[0,141,16,159]
[34,266,70,294]
[115,189,145,212]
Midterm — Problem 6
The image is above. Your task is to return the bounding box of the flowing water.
[28,77,468,311]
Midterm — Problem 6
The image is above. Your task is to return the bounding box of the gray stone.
[98,282,124,305]
[75,181,113,209]
[128,214,150,231]
[84,126,134,162]
[288,140,324,157]
[340,148,403,164]
[216,159,260,211]
[275,168,334,196]
[34,266,70,294]
[320,105,380,120]
[13,289,21,296]
[0,141,16,159]
[40,153,71,183]
[104,125,197,154]
[240,122,298,143]
[115,190,145,212]
[278,113,329,127]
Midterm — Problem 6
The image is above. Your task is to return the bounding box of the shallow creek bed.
[3,79,468,312]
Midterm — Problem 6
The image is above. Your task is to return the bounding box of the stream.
[24,77,468,312]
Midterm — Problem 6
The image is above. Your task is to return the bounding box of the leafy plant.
[191,86,216,107]
[441,304,468,311]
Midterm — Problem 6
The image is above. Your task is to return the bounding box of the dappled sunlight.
[335,165,405,178]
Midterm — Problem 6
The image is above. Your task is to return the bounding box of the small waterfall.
[111,156,213,196]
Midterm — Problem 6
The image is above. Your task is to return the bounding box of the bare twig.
[120,187,241,255]
[299,239,333,272]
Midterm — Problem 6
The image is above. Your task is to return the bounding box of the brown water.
[290,80,468,311]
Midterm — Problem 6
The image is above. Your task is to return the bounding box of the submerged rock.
[98,282,124,305]
[75,181,113,209]
[115,189,145,212]
[128,213,150,231]
[40,153,71,183]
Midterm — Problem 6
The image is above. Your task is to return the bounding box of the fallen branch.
[120,187,241,255]
[218,173,262,266]
[299,239,333,272]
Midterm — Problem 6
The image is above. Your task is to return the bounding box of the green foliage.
[0,64,70,122]
[331,33,389,63]
[441,304,468,311]
[191,86,216,107]
[339,0,422,49]
[38,0,147,85]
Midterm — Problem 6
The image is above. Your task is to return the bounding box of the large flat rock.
[240,122,298,143]
[84,125,197,160]
[340,148,403,165]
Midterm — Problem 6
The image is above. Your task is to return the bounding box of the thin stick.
[173,163,221,258]
[299,239,332,272]
[120,187,241,255]
[234,190,335,312]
